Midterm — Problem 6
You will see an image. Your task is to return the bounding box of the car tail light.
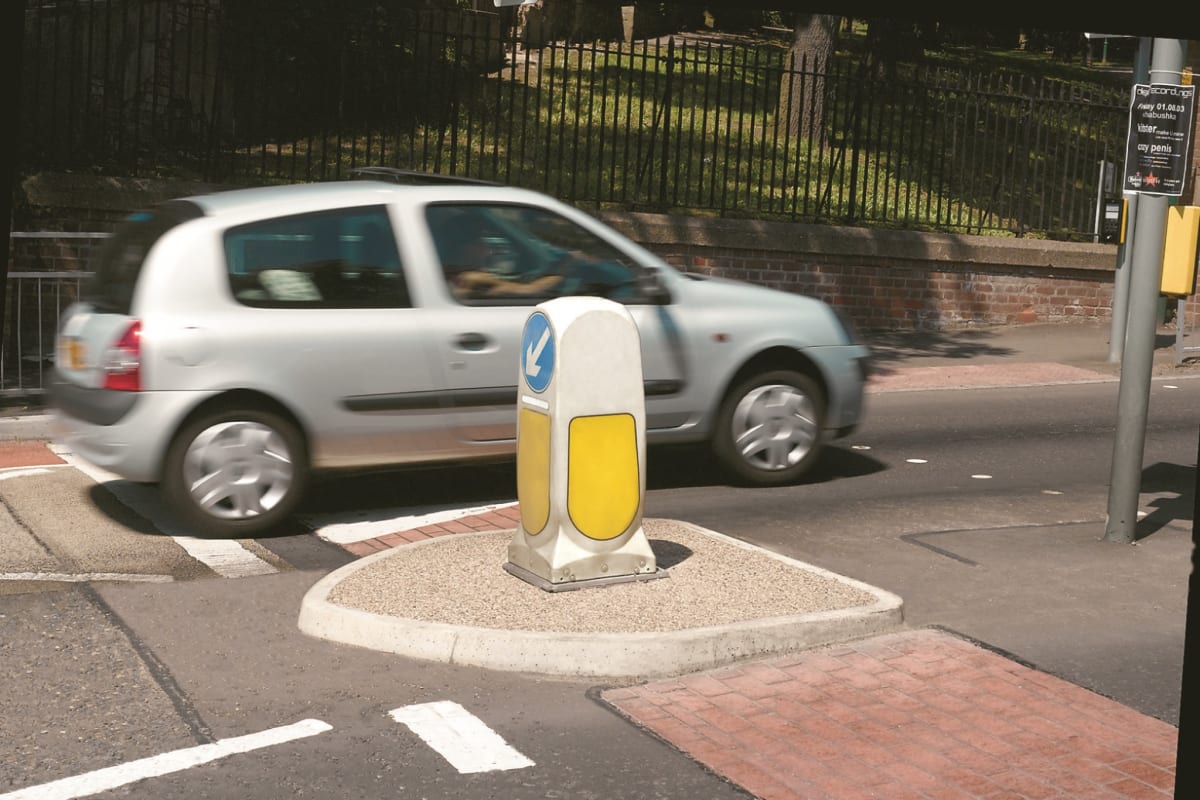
[103,320,142,391]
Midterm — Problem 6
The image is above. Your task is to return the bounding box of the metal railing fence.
[19,1,1131,240]
[3,233,104,398]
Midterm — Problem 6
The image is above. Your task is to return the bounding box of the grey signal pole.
[1108,37,1153,364]
[1104,38,1189,544]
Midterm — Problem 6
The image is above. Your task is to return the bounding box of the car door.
[421,201,687,446]
[219,204,456,469]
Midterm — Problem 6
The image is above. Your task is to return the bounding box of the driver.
[432,210,562,300]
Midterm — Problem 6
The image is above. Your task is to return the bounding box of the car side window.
[224,206,411,309]
[426,203,641,306]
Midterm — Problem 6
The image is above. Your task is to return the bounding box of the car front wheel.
[162,407,307,538]
[713,369,825,486]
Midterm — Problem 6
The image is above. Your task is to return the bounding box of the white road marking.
[850,444,871,450]
[0,572,172,584]
[389,701,534,774]
[0,466,67,480]
[906,458,928,464]
[0,718,331,800]
[306,501,517,545]
[48,445,277,578]
[970,474,992,480]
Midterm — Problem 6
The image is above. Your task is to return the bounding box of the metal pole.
[1093,160,1105,244]
[1104,38,1188,544]
[1108,38,1154,364]
[1109,195,1138,363]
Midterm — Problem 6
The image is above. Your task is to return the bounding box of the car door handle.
[454,332,491,351]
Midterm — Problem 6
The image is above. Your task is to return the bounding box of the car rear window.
[223,205,410,309]
[85,200,205,314]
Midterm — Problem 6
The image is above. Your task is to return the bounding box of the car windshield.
[84,200,204,314]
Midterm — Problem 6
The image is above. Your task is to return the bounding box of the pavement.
[5,320,1197,798]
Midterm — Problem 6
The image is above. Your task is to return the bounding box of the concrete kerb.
[297,520,905,680]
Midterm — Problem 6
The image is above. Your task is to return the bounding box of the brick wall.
[10,172,1197,334]
[598,211,1195,332]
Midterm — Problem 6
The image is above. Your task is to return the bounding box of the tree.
[779,14,839,142]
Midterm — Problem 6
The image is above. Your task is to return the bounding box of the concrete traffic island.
[297,518,905,680]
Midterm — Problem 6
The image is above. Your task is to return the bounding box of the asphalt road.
[0,374,1195,797]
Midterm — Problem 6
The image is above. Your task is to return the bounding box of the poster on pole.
[1122,83,1196,196]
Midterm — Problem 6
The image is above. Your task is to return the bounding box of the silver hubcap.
[730,383,817,472]
[182,421,293,521]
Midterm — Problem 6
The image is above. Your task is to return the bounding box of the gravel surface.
[328,519,877,633]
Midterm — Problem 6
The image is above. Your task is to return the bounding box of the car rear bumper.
[49,389,210,483]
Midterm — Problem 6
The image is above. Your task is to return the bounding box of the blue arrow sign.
[521,312,555,393]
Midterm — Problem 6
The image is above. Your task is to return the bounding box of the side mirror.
[639,269,672,306]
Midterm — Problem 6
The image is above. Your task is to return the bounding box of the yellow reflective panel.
[567,413,639,541]
[517,408,550,535]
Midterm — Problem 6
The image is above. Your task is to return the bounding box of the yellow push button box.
[1160,205,1200,297]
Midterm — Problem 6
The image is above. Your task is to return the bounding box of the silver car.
[49,171,870,537]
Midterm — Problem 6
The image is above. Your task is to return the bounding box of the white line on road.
[0,718,332,800]
[306,501,517,545]
[49,445,277,578]
[0,467,68,480]
[0,572,173,583]
[389,701,534,774]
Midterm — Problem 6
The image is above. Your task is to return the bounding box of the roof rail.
[347,167,501,186]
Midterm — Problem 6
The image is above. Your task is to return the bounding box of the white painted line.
[389,701,534,774]
[51,448,277,578]
[170,537,278,578]
[0,466,69,480]
[905,458,928,464]
[0,718,331,800]
[307,501,517,545]
[0,572,173,584]
[970,474,992,480]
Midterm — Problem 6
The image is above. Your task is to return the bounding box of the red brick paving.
[0,440,64,468]
[338,506,519,557]
[601,629,1179,800]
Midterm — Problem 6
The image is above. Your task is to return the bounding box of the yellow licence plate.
[59,338,85,370]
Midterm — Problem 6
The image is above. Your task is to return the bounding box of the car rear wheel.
[162,407,307,538]
[713,369,825,486]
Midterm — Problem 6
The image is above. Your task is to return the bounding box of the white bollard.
[505,297,661,590]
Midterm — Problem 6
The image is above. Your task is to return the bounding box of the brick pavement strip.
[600,628,1178,800]
[0,441,63,469]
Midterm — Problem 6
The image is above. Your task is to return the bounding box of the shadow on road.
[1135,461,1197,542]
[865,329,1017,373]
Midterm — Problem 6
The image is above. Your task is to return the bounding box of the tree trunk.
[779,14,838,142]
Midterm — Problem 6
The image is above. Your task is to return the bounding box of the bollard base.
[503,561,669,593]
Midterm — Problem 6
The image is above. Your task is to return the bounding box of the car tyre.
[713,369,825,486]
[162,407,307,538]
